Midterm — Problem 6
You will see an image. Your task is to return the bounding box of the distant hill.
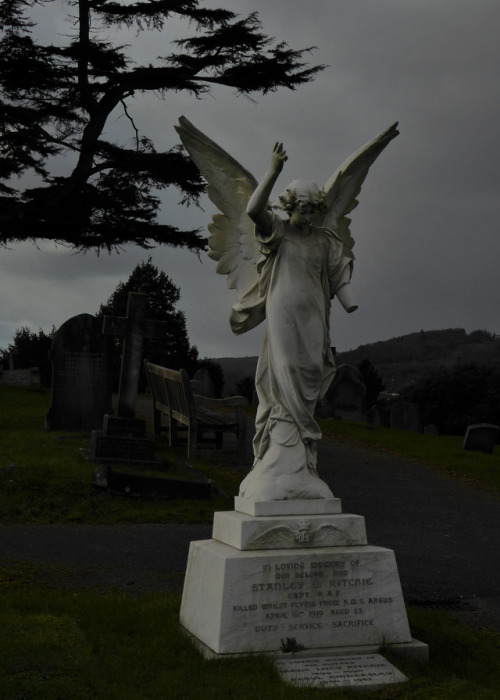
[336,328,500,394]
[213,328,500,396]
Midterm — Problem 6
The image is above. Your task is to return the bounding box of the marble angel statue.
[176,117,398,502]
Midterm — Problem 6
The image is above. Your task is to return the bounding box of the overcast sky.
[1,0,499,359]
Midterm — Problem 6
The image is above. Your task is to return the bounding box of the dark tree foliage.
[0,0,324,252]
[236,375,255,404]
[402,363,500,436]
[97,258,198,389]
[357,358,385,408]
[0,325,54,385]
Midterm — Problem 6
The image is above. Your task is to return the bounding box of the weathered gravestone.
[367,404,384,426]
[88,292,212,499]
[320,364,367,421]
[88,292,166,466]
[463,423,499,454]
[191,366,216,397]
[103,292,167,419]
[45,314,112,431]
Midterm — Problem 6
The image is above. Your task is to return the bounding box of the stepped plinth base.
[180,494,428,688]
[234,496,342,517]
[213,510,367,550]
[180,540,414,655]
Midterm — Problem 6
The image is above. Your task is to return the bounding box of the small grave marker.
[463,423,499,454]
[367,405,384,426]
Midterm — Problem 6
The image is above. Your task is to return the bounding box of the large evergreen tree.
[357,358,385,408]
[402,363,500,435]
[0,0,324,252]
[97,258,198,388]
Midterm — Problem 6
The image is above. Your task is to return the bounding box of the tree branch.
[120,98,140,150]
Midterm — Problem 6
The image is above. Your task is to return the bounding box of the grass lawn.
[0,385,240,524]
[1,567,500,700]
[2,386,500,697]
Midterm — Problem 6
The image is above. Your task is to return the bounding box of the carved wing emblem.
[249,525,297,548]
[247,520,356,548]
[310,523,356,546]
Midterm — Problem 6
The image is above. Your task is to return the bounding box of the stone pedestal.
[180,498,428,666]
[88,414,158,466]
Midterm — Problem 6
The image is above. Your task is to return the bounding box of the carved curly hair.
[273,180,327,215]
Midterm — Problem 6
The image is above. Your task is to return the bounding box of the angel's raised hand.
[271,142,288,174]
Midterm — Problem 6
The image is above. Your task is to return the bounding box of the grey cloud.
[1,0,500,355]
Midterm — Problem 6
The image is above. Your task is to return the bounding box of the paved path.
[317,437,500,630]
[1,431,499,631]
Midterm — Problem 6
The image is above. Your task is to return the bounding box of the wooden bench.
[144,361,249,464]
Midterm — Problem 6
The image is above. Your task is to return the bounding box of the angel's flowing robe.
[231,215,354,501]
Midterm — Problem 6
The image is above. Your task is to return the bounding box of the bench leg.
[215,432,223,450]
[187,425,198,461]
[170,417,179,448]
[153,407,161,436]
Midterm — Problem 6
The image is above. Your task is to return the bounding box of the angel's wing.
[313,122,399,258]
[175,116,262,296]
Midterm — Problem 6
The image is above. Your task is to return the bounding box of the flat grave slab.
[93,465,212,499]
[275,653,407,690]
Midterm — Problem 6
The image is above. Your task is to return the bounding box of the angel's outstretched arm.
[246,142,288,236]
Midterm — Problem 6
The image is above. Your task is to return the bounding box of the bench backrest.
[144,361,196,425]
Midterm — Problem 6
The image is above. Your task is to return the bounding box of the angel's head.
[274,180,326,226]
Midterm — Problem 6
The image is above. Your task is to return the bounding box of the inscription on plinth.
[180,541,411,654]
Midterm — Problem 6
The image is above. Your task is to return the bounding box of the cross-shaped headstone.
[102,292,167,418]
